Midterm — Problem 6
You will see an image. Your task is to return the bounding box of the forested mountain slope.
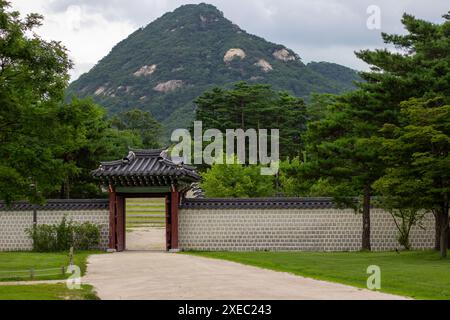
[67,3,360,135]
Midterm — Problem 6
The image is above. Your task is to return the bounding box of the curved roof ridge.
[99,159,123,167]
[92,149,201,186]
[129,148,167,157]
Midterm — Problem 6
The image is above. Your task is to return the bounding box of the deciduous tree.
[0,1,71,203]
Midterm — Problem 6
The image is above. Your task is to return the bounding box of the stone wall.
[0,200,109,252]
[179,199,435,252]
[1,198,438,253]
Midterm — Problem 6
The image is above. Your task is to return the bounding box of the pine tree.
[194,82,306,160]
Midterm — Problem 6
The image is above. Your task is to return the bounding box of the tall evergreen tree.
[375,97,450,257]
[306,91,384,250]
[111,109,162,149]
[194,82,306,160]
[304,12,450,251]
[366,12,450,255]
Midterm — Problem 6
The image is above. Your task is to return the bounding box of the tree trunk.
[434,211,441,251]
[59,183,65,200]
[59,179,71,199]
[439,210,449,258]
[362,185,372,251]
[448,222,450,248]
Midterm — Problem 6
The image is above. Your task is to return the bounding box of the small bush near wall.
[25,217,100,252]
[73,222,101,251]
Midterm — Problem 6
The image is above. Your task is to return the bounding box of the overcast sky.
[10,0,449,81]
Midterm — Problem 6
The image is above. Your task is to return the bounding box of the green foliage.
[66,4,359,139]
[0,3,154,202]
[306,93,338,122]
[27,224,58,253]
[366,12,450,257]
[278,158,306,196]
[0,1,72,204]
[195,82,307,160]
[26,217,100,252]
[55,217,73,251]
[72,222,102,251]
[374,97,450,255]
[278,158,311,196]
[375,97,450,211]
[0,251,104,283]
[304,90,385,216]
[201,158,274,198]
[391,209,425,251]
[111,109,162,149]
[296,11,450,252]
[278,158,337,197]
[0,284,99,300]
[49,98,144,199]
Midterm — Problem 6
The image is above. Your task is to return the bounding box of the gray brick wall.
[178,208,435,252]
[0,211,34,251]
[1,199,437,253]
[0,209,109,252]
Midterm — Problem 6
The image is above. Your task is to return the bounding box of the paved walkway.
[83,252,408,300]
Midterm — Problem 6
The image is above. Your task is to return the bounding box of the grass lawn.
[0,284,99,300]
[187,250,450,300]
[126,198,165,230]
[126,198,165,204]
[0,251,103,282]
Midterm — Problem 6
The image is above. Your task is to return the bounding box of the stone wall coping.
[180,198,338,210]
[0,199,109,211]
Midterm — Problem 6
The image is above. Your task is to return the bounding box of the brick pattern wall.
[0,211,34,252]
[178,208,435,252]
[0,209,109,252]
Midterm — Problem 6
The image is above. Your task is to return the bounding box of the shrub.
[26,217,101,252]
[55,217,73,251]
[26,224,58,252]
[73,222,100,251]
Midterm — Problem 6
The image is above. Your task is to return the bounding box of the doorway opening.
[92,149,201,252]
[125,197,166,251]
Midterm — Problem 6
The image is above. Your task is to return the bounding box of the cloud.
[9,0,450,80]
[11,0,135,80]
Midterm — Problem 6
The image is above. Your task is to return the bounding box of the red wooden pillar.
[116,195,125,252]
[108,187,117,250]
[165,195,172,251]
[170,190,180,250]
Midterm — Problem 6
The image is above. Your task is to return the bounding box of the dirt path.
[83,252,409,300]
[126,228,165,251]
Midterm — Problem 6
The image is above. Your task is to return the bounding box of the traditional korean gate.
[93,149,200,252]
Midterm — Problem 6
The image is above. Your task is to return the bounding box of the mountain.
[67,3,360,137]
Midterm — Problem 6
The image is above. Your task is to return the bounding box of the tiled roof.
[92,149,201,187]
[188,183,205,199]
[180,198,336,210]
[0,199,109,211]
